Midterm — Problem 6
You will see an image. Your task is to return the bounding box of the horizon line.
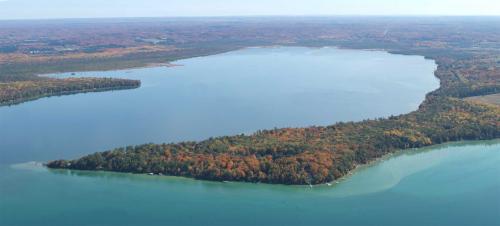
[1,14,499,22]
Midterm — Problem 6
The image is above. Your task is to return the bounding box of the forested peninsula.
[46,95,499,185]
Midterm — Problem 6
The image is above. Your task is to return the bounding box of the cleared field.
[465,94,500,106]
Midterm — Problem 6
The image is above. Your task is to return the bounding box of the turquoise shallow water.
[1,47,498,226]
[1,141,499,226]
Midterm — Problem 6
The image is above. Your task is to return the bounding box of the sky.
[0,0,499,20]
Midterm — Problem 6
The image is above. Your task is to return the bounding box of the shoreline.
[8,140,500,187]
[0,84,140,107]
[40,139,500,188]
[327,139,500,186]
[34,45,430,79]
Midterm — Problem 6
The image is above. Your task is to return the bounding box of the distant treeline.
[0,77,140,106]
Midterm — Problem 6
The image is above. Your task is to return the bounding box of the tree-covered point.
[0,77,140,106]
[47,96,500,185]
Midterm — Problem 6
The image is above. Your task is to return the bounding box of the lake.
[1,47,498,226]
[0,47,439,164]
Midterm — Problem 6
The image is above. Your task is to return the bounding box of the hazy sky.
[0,0,499,20]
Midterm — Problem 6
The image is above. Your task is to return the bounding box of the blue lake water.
[0,47,438,164]
[1,47,498,226]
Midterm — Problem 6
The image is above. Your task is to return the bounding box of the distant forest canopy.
[0,18,498,184]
